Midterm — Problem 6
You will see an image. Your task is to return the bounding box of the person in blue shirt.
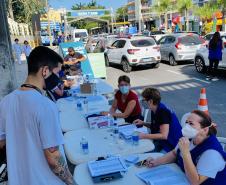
[134,88,182,152]
[145,110,226,185]
[207,32,224,81]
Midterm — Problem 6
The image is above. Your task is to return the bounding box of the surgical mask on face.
[182,124,199,139]
[119,85,130,94]
[44,73,59,90]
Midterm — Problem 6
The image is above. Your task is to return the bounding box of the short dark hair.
[24,40,28,44]
[118,75,130,84]
[192,110,217,136]
[27,46,63,75]
[68,47,75,51]
[142,87,161,105]
[15,38,19,42]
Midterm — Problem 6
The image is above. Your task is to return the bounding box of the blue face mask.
[119,85,130,94]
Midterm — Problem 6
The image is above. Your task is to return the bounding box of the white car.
[194,46,226,73]
[104,37,161,72]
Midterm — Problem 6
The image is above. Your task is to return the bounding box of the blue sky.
[49,0,128,11]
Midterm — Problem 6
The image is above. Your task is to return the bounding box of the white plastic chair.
[217,137,226,151]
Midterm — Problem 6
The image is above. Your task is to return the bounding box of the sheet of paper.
[136,166,189,185]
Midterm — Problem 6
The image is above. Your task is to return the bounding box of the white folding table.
[73,153,189,185]
[64,128,155,165]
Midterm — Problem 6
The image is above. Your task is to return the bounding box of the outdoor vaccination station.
[56,8,192,185]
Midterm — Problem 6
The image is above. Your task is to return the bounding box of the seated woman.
[101,75,142,123]
[145,110,226,185]
[134,88,182,152]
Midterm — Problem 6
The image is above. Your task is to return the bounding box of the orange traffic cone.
[198,88,209,115]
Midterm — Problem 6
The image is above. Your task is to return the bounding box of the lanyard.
[21,84,42,95]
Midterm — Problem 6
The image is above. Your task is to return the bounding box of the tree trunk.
[0,0,17,100]
[222,8,226,32]
[159,15,162,30]
[165,13,168,32]
[186,9,189,31]
[8,0,14,20]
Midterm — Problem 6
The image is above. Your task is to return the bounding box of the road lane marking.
[166,70,211,84]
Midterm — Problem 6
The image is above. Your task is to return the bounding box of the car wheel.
[153,63,160,68]
[169,55,177,66]
[195,56,206,73]
[121,59,132,73]
[104,55,110,67]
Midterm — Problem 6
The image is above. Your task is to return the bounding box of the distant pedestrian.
[12,38,23,64]
[23,40,32,62]
[207,32,224,80]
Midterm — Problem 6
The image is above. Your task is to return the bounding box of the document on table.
[136,165,190,185]
[119,124,148,139]
[88,157,128,177]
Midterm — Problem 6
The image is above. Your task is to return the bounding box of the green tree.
[177,0,193,31]
[116,6,128,22]
[10,0,45,24]
[152,0,172,31]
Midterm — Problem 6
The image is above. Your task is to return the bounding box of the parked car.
[104,37,161,72]
[158,33,205,66]
[194,46,226,73]
[143,30,165,41]
[203,32,226,47]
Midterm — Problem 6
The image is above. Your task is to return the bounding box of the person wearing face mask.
[145,110,226,185]
[133,88,182,152]
[0,46,76,185]
[101,75,142,123]
[45,64,69,102]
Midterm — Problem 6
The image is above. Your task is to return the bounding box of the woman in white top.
[23,40,32,61]
[145,110,226,185]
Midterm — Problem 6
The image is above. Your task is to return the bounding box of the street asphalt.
[106,61,226,137]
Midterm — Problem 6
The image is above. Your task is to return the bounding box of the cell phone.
[135,159,147,167]
[136,124,143,128]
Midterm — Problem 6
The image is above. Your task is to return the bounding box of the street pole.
[0,0,17,99]
[46,0,52,46]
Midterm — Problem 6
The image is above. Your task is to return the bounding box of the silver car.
[158,33,204,65]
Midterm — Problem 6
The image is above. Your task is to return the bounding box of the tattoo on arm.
[45,147,77,185]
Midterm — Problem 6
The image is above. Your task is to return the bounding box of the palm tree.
[0,0,17,99]
[152,0,172,31]
[177,0,193,31]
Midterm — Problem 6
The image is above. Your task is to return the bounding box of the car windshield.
[130,39,155,47]
[180,35,203,45]
[75,32,88,38]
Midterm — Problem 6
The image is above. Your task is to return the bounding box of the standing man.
[0,46,76,185]
[12,38,23,64]
[64,47,86,75]
[23,40,32,62]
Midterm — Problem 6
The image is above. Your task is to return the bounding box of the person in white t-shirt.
[12,38,23,64]
[144,110,226,185]
[0,46,76,185]
[23,40,32,61]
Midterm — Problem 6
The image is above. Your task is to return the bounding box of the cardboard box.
[80,83,94,94]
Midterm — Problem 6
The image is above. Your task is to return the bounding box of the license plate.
[142,58,152,62]
[189,45,196,49]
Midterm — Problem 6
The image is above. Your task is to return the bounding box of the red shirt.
[115,90,141,117]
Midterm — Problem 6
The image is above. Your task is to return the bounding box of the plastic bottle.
[80,137,89,154]
[107,114,114,127]
[77,99,82,111]
[83,98,88,114]
[132,131,139,146]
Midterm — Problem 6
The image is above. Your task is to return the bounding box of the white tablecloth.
[73,153,189,185]
[57,96,125,132]
[64,128,155,165]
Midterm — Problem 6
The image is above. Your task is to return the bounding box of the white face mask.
[182,124,199,139]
